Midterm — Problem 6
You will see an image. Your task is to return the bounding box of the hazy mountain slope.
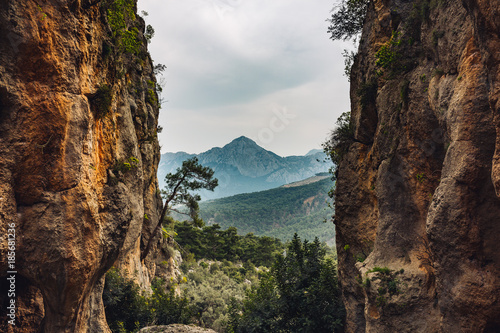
[158,136,330,199]
[198,177,335,245]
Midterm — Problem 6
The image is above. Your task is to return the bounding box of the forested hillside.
[159,136,330,200]
[103,224,342,332]
[199,177,335,245]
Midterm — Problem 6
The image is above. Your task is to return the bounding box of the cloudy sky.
[139,0,351,157]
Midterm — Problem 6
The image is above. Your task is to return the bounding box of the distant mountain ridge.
[199,176,335,245]
[158,136,330,200]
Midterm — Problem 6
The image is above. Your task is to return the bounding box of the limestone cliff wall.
[0,0,166,332]
[335,0,500,332]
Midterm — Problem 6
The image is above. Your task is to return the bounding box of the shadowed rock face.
[0,1,162,332]
[335,0,500,332]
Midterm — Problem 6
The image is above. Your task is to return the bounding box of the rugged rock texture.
[335,0,500,332]
[0,0,166,332]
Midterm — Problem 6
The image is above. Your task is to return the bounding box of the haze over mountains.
[158,136,330,200]
[199,176,335,246]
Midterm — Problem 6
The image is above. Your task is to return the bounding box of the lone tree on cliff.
[141,157,218,260]
[327,0,369,41]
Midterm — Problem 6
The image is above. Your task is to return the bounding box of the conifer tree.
[141,157,218,260]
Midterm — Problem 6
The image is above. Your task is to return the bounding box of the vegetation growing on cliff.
[107,0,142,54]
[323,112,354,181]
[327,0,369,41]
[328,0,369,79]
[90,84,113,118]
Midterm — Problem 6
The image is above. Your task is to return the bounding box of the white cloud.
[139,0,351,156]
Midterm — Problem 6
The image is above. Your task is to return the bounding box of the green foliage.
[150,278,194,326]
[146,88,157,106]
[121,27,141,54]
[327,0,369,41]
[145,24,155,43]
[323,112,354,180]
[416,173,425,183]
[197,178,335,244]
[174,222,284,267]
[228,234,345,332]
[342,49,356,80]
[107,0,135,35]
[368,266,391,275]
[145,81,158,106]
[375,31,403,72]
[166,223,288,332]
[163,157,218,226]
[367,266,403,308]
[107,0,142,54]
[142,157,218,260]
[355,253,366,262]
[103,268,148,332]
[182,262,255,331]
[103,268,193,333]
[113,156,139,174]
[91,84,113,118]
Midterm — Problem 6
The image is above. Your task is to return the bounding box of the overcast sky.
[138,0,351,157]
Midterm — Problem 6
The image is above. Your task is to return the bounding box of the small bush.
[369,266,391,275]
[113,156,140,175]
[90,84,113,118]
[323,112,354,181]
[102,268,150,332]
[145,24,155,43]
[375,31,403,72]
[103,268,193,333]
[367,266,403,307]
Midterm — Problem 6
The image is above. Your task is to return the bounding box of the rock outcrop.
[335,0,500,332]
[0,0,166,332]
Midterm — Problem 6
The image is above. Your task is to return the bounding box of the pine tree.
[141,157,218,260]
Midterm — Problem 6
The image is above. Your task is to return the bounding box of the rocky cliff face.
[335,0,500,332]
[0,0,166,332]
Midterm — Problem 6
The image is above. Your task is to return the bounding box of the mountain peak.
[226,136,258,147]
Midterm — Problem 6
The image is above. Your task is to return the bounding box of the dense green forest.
[174,222,285,267]
[198,177,335,245]
[103,224,343,332]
